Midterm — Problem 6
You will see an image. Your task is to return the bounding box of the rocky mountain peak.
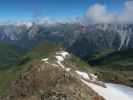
[2,50,104,100]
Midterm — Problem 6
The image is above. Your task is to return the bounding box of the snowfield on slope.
[83,81,133,100]
[76,70,133,100]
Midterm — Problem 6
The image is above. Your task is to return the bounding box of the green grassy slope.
[0,42,24,69]
[0,42,64,96]
[21,42,63,63]
[0,42,25,95]
[86,49,133,87]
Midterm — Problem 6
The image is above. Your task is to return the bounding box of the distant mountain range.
[0,22,133,58]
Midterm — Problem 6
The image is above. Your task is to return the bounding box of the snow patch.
[82,81,133,100]
[55,56,64,62]
[76,70,133,100]
[75,70,98,81]
[76,71,91,80]
[56,51,69,58]
[55,51,69,69]
[41,58,48,62]
[55,56,65,68]
[65,68,71,72]
[90,73,97,81]
[41,58,49,63]
[41,51,70,72]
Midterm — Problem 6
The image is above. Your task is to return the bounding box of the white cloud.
[117,1,133,23]
[85,1,133,24]
[86,4,115,23]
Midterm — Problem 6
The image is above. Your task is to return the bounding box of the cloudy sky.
[0,0,132,23]
[85,0,133,24]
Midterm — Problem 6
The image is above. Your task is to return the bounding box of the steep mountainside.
[85,49,133,87]
[0,42,24,95]
[0,42,24,69]
[0,23,133,57]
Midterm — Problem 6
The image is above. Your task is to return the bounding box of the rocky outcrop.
[2,51,104,100]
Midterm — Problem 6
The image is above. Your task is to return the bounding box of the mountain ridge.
[1,48,104,100]
[0,23,133,58]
